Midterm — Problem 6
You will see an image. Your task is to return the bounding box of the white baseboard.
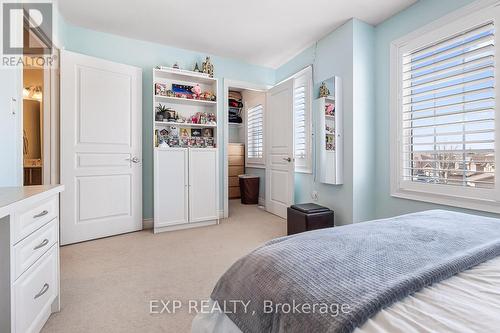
[218,210,224,219]
[258,197,265,207]
[143,218,153,230]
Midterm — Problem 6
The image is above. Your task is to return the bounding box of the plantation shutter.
[294,85,306,159]
[402,22,496,189]
[247,105,264,160]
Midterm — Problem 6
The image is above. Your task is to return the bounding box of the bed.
[191,210,500,333]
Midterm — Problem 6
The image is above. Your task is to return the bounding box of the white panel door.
[60,50,142,245]
[189,148,218,222]
[154,148,189,229]
[266,79,295,218]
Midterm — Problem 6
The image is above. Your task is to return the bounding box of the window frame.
[390,0,500,213]
[246,103,265,166]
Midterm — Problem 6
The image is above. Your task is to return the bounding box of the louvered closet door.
[402,22,496,189]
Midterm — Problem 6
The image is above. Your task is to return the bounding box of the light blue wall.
[278,20,356,225]
[352,21,376,222]
[372,0,500,219]
[57,18,275,219]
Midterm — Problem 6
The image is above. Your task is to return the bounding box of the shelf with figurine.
[154,126,216,149]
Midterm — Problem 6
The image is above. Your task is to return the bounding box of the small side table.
[287,203,334,235]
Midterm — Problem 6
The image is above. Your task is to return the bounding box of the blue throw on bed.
[210,210,500,333]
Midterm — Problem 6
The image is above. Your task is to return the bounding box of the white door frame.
[222,79,270,218]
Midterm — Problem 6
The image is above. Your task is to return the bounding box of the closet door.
[154,148,189,230]
[189,148,218,222]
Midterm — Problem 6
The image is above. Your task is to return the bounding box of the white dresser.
[0,185,64,333]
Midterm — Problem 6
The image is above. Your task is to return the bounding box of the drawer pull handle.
[33,238,49,250]
[34,283,49,299]
[33,210,48,218]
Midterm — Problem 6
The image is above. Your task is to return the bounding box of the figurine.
[202,56,214,78]
[173,62,180,69]
[319,82,330,98]
[191,84,202,99]
[193,63,201,72]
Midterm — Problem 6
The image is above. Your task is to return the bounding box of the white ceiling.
[57,0,417,68]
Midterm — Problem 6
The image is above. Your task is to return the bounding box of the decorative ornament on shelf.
[193,63,201,73]
[319,82,330,98]
[191,84,201,99]
[202,56,214,78]
[173,62,180,69]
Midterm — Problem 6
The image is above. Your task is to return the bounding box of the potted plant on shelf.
[155,103,169,121]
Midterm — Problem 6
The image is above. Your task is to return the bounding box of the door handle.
[282,157,292,162]
[126,157,140,163]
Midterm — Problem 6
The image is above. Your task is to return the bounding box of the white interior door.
[265,79,295,218]
[60,50,142,245]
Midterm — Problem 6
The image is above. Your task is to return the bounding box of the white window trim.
[246,103,265,167]
[389,0,500,214]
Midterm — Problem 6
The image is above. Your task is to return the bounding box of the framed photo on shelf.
[202,128,213,138]
[172,84,193,95]
[191,128,202,137]
[155,83,167,96]
[180,128,190,138]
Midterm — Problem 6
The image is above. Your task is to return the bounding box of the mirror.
[317,76,343,185]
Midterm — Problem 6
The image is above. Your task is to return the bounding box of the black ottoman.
[287,203,334,235]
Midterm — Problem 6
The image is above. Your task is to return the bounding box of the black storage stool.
[287,203,334,235]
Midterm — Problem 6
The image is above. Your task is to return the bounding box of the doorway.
[22,27,59,186]
[223,80,268,218]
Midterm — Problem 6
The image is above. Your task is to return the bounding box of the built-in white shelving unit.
[153,67,219,233]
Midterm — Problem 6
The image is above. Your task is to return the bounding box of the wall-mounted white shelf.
[154,94,217,106]
[317,77,343,185]
[155,121,217,128]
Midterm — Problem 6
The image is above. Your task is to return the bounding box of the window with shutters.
[247,104,264,164]
[294,67,312,173]
[390,5,500,212]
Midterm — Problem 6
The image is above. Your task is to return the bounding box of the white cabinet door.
[60,50,143,245]
[154,148,189,229]
[189,149,218,223]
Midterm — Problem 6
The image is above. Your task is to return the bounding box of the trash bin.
[238,174,259,204]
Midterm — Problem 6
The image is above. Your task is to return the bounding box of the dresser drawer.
[13,219,58,280]
[229,166,245,177]
[13,196,58,244]
[14,245,57,333]
[229,176,240,187]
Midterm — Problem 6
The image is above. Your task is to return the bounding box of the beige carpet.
[42,201,285,333]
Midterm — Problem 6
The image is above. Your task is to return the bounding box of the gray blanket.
[211,210,500,333]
